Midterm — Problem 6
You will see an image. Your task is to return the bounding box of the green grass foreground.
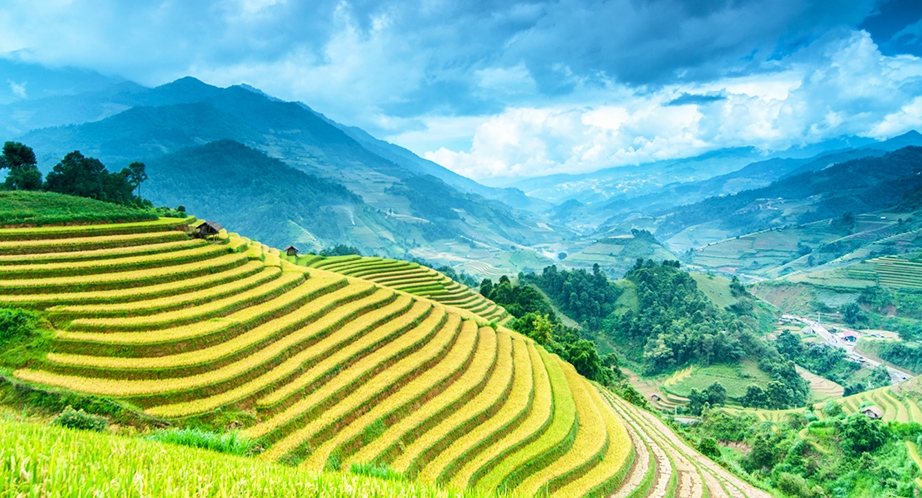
[0,191,159,227]
[0,418,485,497]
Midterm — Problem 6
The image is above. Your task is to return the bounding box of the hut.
[284,245,299,257]
[196,220,223,239]
[860,406,883,419]
[649,393,662,402]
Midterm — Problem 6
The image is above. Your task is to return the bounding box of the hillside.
[0,195,772,497]
[13,77,565,269]
[657,146,922,245]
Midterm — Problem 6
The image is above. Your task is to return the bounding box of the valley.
[2,73,922,498]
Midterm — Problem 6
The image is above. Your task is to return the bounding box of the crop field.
[600,386,774,498]
[0,418,475,498]
[725,377,922,424]
[7,217,653,497]
[663,361,774,399]
[297,255,511,324]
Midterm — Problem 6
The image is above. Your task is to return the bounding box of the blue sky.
[1,0,921,183]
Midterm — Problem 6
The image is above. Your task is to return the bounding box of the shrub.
[144,427,257,456]
[52,406,107,432]
[698,437,722,459]
[0,307,37,343]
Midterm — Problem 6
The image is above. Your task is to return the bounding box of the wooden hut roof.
[200,220,223,233]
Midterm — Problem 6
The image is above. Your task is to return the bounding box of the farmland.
[2,214,652,497]
[724,375,922,424]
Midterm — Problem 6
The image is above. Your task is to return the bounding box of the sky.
[1,0,922,184]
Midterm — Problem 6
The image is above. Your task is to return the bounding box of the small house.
[196,220,223,239]
[284,245,299,257]
[860,406,883,419]
[841,331,859,343]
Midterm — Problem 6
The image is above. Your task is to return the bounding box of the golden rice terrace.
[2,216,769,497]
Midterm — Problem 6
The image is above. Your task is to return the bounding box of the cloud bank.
[1,0,921,180]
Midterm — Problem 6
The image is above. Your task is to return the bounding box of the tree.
[705,382,727,407]
[0,141,42,191]
[765,380,793,409]
[842,303,863,325]
[838,414,889,455]
[44,151,134,203]
[741,385,767,408]
[127,161,147,199]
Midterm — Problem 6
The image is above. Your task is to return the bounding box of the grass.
[664,361,773,399]
[50,266,283,318]
[144,427,257,456]
[0,261,266,309]
[449,343,553,490]
[251,298,429,413]
[0,191,159,227]
[514,361,610,496]
[0,242,228,279]
[67,271,305,331]
[0,418,472,497]
[0,252,248,294]
[296,255,509,324]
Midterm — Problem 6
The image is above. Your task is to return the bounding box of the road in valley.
[786,315,912,384]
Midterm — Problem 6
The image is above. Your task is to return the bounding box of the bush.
[0,308,38,343]
[698,437,722,459]
[52,406,107,432]
[143,427,257,456]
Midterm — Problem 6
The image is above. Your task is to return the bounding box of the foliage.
[523,264,620,330]
[837,414,890,455]
[481,276,623,386]
[0,308,38,344]
[144,427,258,456]
[775,330,861,388]
[0,419,472,497]
[862,339,922,374]
[0,141,42,191]
[0,191,159,227]
[686,382,728,415]
[320,244,362,257]
[44,150,137,205]
[52,406,108,432]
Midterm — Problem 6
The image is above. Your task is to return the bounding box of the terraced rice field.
[8,218,660,497]
[600,388,773,497]
[867,256,922,289]
[726,379,922,424]
[299,255,510,324]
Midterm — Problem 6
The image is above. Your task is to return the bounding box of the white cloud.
[421,30,922,181]
[7,79,26,98]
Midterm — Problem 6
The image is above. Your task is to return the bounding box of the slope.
[3,209,632,497]
[16,77,565,261]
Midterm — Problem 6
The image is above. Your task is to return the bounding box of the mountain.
[317,115,552,213]
[507,146,766,205]
[655,145,922,248]
[13,77,566,264]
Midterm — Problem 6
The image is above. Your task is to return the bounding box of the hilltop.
[11,77,565,265]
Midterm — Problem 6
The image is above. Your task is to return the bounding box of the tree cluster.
[523,264,620,330]
[479,275,624,387]
[0,142,147,206]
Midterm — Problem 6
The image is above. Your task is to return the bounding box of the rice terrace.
[5,3,922,495]
[0,196,769,497]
